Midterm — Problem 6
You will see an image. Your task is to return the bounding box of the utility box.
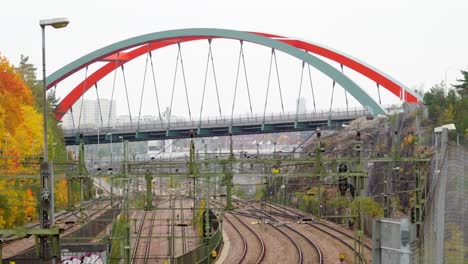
[372,218,411,264]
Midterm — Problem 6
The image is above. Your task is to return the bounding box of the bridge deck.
[63,107,397,145]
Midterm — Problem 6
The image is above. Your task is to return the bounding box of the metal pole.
[40,24,54,263]
[97,128,100,161]
[41,25,49,162]
[110,134,113,166]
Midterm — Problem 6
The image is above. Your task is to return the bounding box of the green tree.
[423,82,446,122]
[453,69,468,97]
[15,55,67,161]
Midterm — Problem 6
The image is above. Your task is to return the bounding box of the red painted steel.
[53,33,417,120]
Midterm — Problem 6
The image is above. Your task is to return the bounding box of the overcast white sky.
[1,0,467,120]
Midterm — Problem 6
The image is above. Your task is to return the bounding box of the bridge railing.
[63,105,402,136]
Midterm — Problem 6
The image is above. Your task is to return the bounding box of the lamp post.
[40,17,69,163]
[95,127,100,162]
[39,17,69,263]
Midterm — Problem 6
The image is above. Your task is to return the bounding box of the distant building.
[62,99,116,129]
[297,97,307,114]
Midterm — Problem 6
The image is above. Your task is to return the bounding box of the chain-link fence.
[414,130,467,263]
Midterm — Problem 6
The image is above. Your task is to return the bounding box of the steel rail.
[223,215,248,264]
[283,225,323,264]
[229,213,266,264]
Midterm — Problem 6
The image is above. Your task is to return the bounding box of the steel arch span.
[48,28,420,120]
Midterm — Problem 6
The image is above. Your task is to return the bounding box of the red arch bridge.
[47,28,420,145]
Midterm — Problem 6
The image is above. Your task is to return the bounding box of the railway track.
[225,213,265,264]
[270,224,303,264]
[255,205,322,264]
[268,202,372,249]
[281,225,323,264]
[1,199,104,245]
[4,199,115,259]
[132,210,148,263]
[266,202,371,262]
[179,198,187,254]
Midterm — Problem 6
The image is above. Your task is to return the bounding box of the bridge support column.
[145,171,154,210]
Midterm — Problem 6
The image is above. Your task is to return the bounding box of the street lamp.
[40,17,69,162]
[39,18,69,263]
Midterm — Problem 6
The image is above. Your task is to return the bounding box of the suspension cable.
[328,80,336,123]
[70,108,76,132]
[231,42,243,124]
[296,61,305,122]
[340,64,349,113]
[263,48,274,122]
[209,40,223,118]
[178,43,192,121]
[107,54,119,128]
[377,83,382,105]
[149,51,163,123]
[77,66,89,130]
[94,83,104,128]
[137,49,150,130]
[121,65,133,127]
[240,41,254,117]
[307,62,317,113]
[199,40,212,125]
[272,49,285,114]
[167,44,181,130]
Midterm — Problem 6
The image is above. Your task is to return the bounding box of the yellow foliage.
[0,54,46,227]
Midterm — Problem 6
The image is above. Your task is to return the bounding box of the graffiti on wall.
[62,253,103,264]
